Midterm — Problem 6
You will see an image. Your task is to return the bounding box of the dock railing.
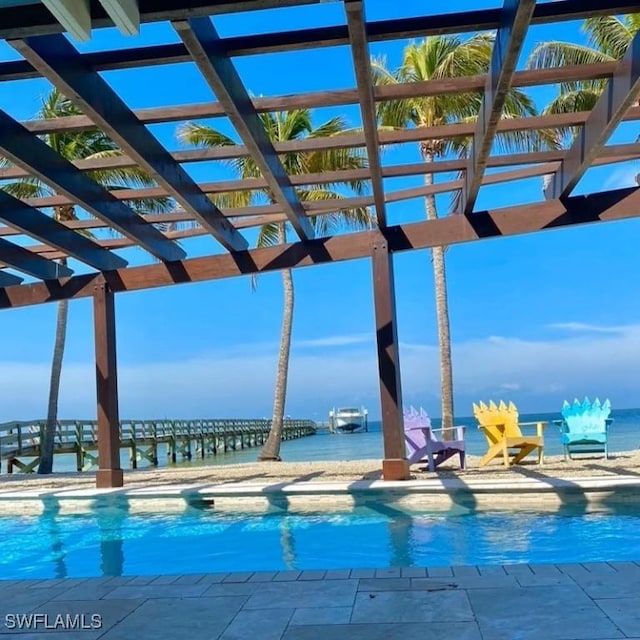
[0,418,317,473]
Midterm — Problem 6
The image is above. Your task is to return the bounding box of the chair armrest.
[520,421,547,437]
[476,421,505,430]
[605,418,614,428]
[553,419,568,432]
[430,425,466,440]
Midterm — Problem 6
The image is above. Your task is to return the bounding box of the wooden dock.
[0,418,317,473]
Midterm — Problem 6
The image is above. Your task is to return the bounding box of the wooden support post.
[93,278,123,488]
[371,237,409,481]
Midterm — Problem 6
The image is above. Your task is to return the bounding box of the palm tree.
[178,109,373,461]
[1,89,172,474]
[373,35,558,437]
[528,15,640,162]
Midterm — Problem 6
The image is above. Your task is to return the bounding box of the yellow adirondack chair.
[472,401,545,467]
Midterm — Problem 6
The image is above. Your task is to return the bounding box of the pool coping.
[0,473,638,504]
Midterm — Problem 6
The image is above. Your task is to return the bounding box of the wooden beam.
[0,110,184,263]
[16,159,556,217]
[93,277,123,489]
[0,237,73,280]
[2,0,636,52]
[0,186,637,309]
[370,237,408,480]
[0,271,23,287]
[98,0,140,36]
[40,0,91,41]
[0,0,321,39]
[550,31,640,199]
[0,190,127,271]
[10,34,247,253]
[463,0,535,214]
[9,62,618,128]
[344,0,385,228]
[2,131,639,203]
[5,107,640,183]
[173,18,314,241]
[17,154,640,257]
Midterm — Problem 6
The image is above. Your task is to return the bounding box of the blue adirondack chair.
[403,406,466,472]
[554,397,613,460]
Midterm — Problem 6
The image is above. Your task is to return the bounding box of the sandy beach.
[0,449,639,491]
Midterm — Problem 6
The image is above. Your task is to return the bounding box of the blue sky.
[0,1,639,422]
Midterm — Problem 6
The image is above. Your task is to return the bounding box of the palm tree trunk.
[259,224,294,461]
[422,149,455,439]
[38,266,68,474]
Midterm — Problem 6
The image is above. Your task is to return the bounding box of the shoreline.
[0,449,639,491]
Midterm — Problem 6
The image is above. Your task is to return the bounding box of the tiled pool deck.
[2,474,640,638]
[2,562,640,639]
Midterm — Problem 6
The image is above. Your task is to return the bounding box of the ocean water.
[270,407,640,465]
[14,408,640,472]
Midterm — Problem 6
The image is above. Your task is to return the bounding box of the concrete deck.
[1,563,640,639]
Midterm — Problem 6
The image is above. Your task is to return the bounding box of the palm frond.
[298,188,374,235]
[583,15,637,59]
[1,176,51,199]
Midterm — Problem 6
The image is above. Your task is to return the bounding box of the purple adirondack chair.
[404,406,466,472]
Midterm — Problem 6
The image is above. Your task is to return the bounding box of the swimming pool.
[2,503,640,580]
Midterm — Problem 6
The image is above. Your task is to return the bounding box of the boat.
[328,406,368,434]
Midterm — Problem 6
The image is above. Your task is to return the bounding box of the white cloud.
[296,334,371,348]
[547,322,626,334]
[2,325,639,421]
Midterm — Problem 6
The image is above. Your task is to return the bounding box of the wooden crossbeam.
[0,237,72,280]
[2,143,638,216]
[0,271,23,287]
[0,190,127,272]
[0,110,183,263]
[98,0,140,36]
[40,0,91,41]
[345,0,386,227]
[548,30,640,200]
[1,186,637,309]
[3,61,619,119]
[173,17,314,241]
[2,1,637,52]
[463,0,535,214]
[4,107,640,183]
[10,34,248,253]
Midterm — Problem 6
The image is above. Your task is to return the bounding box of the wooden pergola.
[0,0,639,487]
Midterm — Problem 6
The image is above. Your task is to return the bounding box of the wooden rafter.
[345,0,386,227]
[0,271,23,287]
[0,143,637,223]
[0,109,184,262]
[3,107,639,184]
[6,62,619,130]
[1,185,638,309]
[0,190,127,271]
[98,0,140,36]
[19,157,635,259]
[0,237,72,280]
[463,0,535,214]
[547,30,640,199]
[10,33,248,253]
[173,17,315,240]
[2,0,637,52]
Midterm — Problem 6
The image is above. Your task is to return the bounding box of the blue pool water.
[2,503,640,580]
